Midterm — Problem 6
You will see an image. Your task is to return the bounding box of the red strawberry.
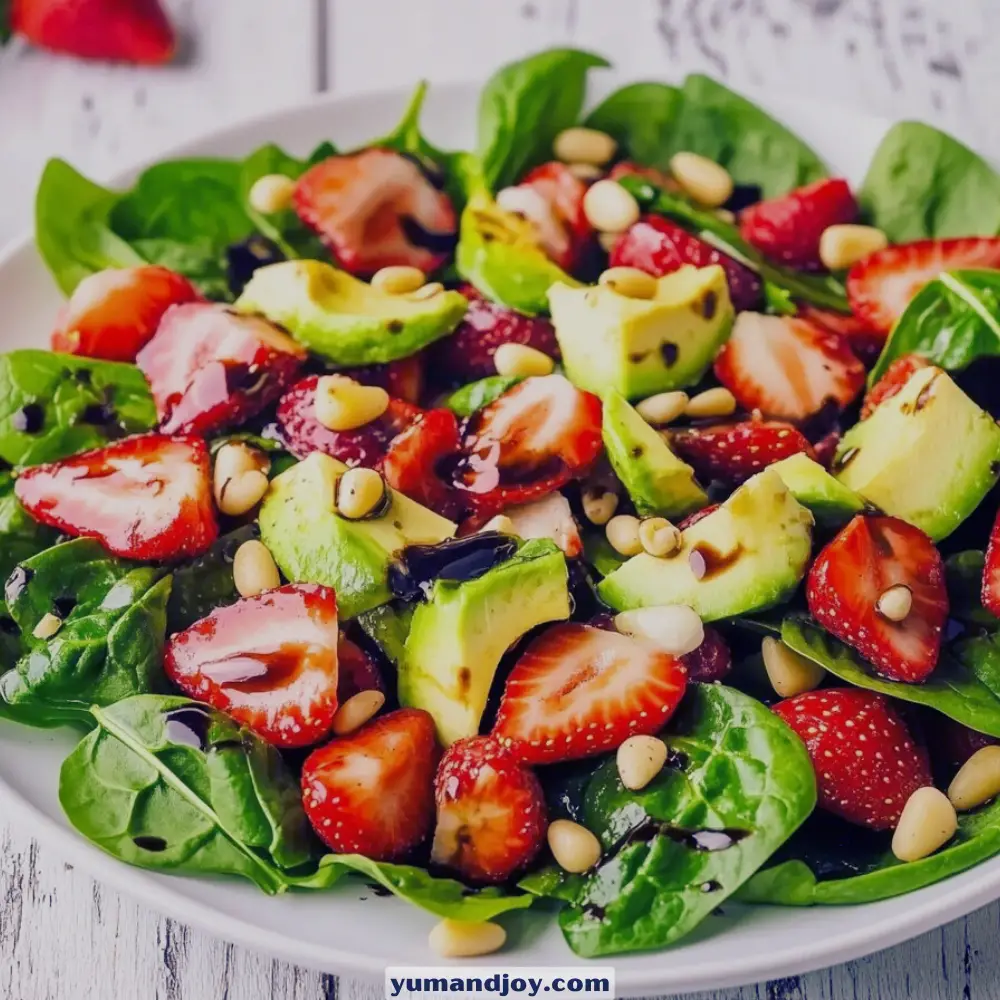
[714,312,865,422]
[50,266,199,362]
[337,636,385,701]
[807,515,948,683]
[925,715,998,777]
[137,303,306,437]
[773,689,932,830]
[739,178,858,270]
[799,305,886,366]
[608,161,677,192]
[610,215,761,311]
[302,708,440,860]
[681,626,731,683]
[12,0,175,64]
[981,508,1000,618]
[860,354,933,420]
[431,735,547,884]
[294,148,457,276]
[493,622,688,765]
[382,408,464,518]
[670,417,815,485]
[677,504,719,531]
[15,433,216,562]
[503,492,583,558]
[847,238,1000,334]
[345,355,425,405]
[811,426,842,470]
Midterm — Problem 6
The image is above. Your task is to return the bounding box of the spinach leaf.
[953,633,1000,700]
[444,375,522,417]
[526,684,816,957]
[0,350,157,466]
[477,48,610,191]
[59,695,315,892]
[946,551,1000,632]
[582,532,627,578]
[130,236,232,301]
[583,83,682,169]
[860,121,1000,243]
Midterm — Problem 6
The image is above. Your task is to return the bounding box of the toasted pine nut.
[32,612,62,640]
[669,152,734,209]
[583,180,640,233]
[217,470,269,517]
[233,540,281,598]
[314,375,389,432]
[547,818,602,873]
[248,173,295,215]
[819,224,889,271]
[615,605,704,656]
[332,689,386,736]
[553,126,617,166]
[877,584,912,623]
[429,918,507,959]
[638,517,682,558]
[598,267,658,300]
[409,281,444,301]
[582,489,619,526]
[371,265,426,296]
[617,735,668,791]
[761,637,826,698]
[606,514,642,556]
[598,231,620,253]
[685,387,737,419]
[948,746,1000,811]
[337,467,386,520]
[567,162,604,182]
[481,514,516,534]
[214,443,269,499]
[494,343,555,378]
[715,208,736,223]
[892,787,957,862]
[636,391,689,426]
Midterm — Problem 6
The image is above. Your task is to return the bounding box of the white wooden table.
[1,2,999,997]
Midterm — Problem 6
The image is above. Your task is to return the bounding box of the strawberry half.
[681,626,732,683]
[137,303,306,437]
[344,355,426,405]
[294,147,457,276]
[847,237,1000,334]
[774,689,932,830]
[860,354,933,420]
[981,508,1000,619]
[714,312,866,422]
[493,622,688,765]
[382,408,465,519]
[337,636,385,701]
[431,735,547,884]
[799,305,886,366]
[301,708,440,860]
[15,432,217,562]
[807,515,948,683]
[165,584,340,749]
[50,266,199,363]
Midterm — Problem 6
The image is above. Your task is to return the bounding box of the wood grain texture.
[2,1,1000,997]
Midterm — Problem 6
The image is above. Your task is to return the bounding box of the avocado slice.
[259,452,455,619]
[834,367,1000,541]
[548,265,734,400]
[235,260,468,365]
[598,468,814,620]
[397,538,571,745]
[602,389,708,518]
[769,453,866,528]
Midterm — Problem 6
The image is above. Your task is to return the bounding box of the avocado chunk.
[602,389,708,518]
[235,260,468,366]
[598,468,813,620]
[769,453,866,528]
[834,367,1000,541]
[259,452,455,619]
[398,538,571,745]
[548,265,735,400]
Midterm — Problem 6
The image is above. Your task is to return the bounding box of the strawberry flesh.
[681,626,732,683]
[799,305,886,367]
[337,636,385,701]
[981,508,1000,619]
[344,355,426,405]
[382,408,465,519]
[861,354,933,420]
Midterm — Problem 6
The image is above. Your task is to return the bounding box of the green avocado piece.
[548,265,734,400]
[398,538,571,745]
[259,452,456,620]
[769,453,866,528]
[235,260,468,366]
[834,367,1000,541]
[602,389,707,518]
[598,468,814,621]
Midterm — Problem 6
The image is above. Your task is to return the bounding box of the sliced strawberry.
[861,355,933,420]
[811,425,842,470]
[50,266,199,362]
[503,492,582,558]
[344,354,425,405]
[137,303,306,437]
[847,238,1000,335]
[294,147,457,276]
[337,636,385,701]
[493,622,688,764]
[680,626,731,683]
[431,735,547,884]
[981,508,1000,618]
[15,432,216,562]
[301,708,439,860]
[610,215,762,311]
[799,305,886,366]
[807,515,948,683]
[774,689,932,830]
[382,408,464,518]
[714,312,865,422]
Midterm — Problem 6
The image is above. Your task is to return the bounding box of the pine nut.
[598,267,658,300]
[332,689,386,736]
[567,162,604,182]
[214,443,269,500]
[948,746,1000,811]
[636,391,689,426]
[248,173,295,215]
[715,208,737,224]
[617,735,668,791]
[685,387,737,419]
[762,637,826,698]
[892,787,958,862]
[217,470,270,517]
[409,281,444,301]
[481,514,516,534]
[877,584,912,623]
[429,918,507,959]
[314,375,389,432]
[337,467,386,520]
[606,514,642,556]
[819,224,889,271]
[583,180,640,234]
[638,517,682,558]
[32,612,62,640]
[582,489,619,526]
[547,818,602,873]
[232,540,281,598]
[598,231,620,253]
[371,265,426,296]
[669,152,734,209]
[553,126,617,166]
[493,343,555,378]
[615,605,704,656]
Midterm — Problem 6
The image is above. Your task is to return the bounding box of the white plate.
[1,75,997,997]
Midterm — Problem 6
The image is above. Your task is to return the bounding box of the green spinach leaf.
[946,551,1000,632]
[444,375,523,417]
[583,83,681,169]
[953,632,1000,700]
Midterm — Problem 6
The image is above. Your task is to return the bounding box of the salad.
[6,46,1000,963]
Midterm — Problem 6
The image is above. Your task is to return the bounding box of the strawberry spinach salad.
[6,47,1000,960]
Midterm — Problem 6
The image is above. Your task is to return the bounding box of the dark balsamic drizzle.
[388,533,518,602]
[4,566,34,606]
[604,819,749,862]
[12,403,44,434]
[0,616,18,635]
[700,880,722,893]
[52,596,77,620]
[133,836,168,852]
[163,705,215,751]
[399,215,458,255]
[366,882,392,898]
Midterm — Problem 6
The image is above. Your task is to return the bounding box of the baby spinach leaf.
[443,375,523,417]
[953,633,1000,700]
[583,82,682,169]
[129,236,232,301]
[946,551,1000,632]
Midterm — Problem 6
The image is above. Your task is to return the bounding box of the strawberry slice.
[137,303,306,437]
[431,735,547,883]
[50,266,199,363]
[773,689,932,830]
[294,147,457,276]
[981,509,1000,619]
[301,708,440,860]
[811,425,842,469]
[344,355,426,405]
[610,215,762,311]
[15,432,217,562]
[337,636,385,701]
[382,408,465,518]
[860,354,933,420]
[847,237,1000,334]
[798,305,886,366]
[503,492,583,558]
[165,584,340,749]
[739,178,858,270]
[680,626,731,683]
[714,312,865,422]
[493,622,688,764]
[807,515,948,683]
